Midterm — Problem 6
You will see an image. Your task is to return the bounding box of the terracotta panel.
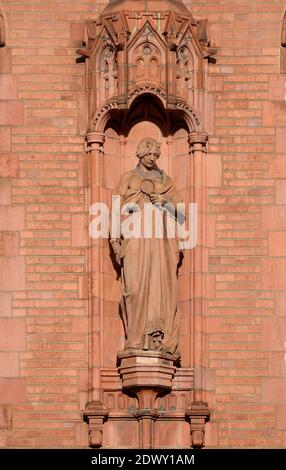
[0,257,25,291]
[0,319,26,351]
[0,379,26,404]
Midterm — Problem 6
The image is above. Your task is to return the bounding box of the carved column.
[84,132,108,448]
[188,132,210,448]
[119,135,127,173]
[135,409,160,449]
[166,136,173,175]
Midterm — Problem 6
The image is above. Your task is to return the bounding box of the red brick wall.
[0,0,285,448]
[0,0,107,448]
[189,0,286,448]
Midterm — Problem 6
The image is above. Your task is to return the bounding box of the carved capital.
[119,135,127,146]
[86,132,105,151]
[135,409,160,421]
[135,406,160,449]
[83,401,109,448]
[188,132,208,147]
[185,401,210,449]
[188,132,208,156]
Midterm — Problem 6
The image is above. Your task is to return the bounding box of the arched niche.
[99,93,193,368]
[83,1,212,447]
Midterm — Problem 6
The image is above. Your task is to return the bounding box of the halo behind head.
[136,137,161,159]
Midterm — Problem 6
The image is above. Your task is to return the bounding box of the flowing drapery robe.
[114,167,182,355]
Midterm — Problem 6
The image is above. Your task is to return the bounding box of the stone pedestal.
[118,350,177,448]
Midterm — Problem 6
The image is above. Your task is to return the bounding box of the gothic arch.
[91,90,200,135]
[128,85,167,107]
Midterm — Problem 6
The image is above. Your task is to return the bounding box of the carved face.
[140,151,160,170]
[136,138,161,170]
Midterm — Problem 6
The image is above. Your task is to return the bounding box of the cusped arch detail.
[90,90,201,135]
[91,100,119,133]
[127,86,200,132]
[128,85,167,108]
[176,102,201,131]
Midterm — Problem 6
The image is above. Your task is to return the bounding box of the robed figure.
[111,138,183,356]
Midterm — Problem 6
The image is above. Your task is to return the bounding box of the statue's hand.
[111,239,124,264]
[149,193,167,205]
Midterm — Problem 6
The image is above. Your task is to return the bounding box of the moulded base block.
[117,349,177,393]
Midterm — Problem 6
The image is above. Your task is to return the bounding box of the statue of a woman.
[111,138,183,356]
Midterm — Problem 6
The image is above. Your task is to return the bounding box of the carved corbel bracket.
[185,401,210,449]
[202,46,217,64]
[115,26,130,50]
[83,401,109,448]
[166,38,179,51]
[76,47,91,58]
[118,350,177,449]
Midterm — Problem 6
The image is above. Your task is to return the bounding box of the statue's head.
[136,137,161,170]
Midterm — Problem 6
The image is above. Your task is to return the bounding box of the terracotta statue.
[111,138,183,356]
